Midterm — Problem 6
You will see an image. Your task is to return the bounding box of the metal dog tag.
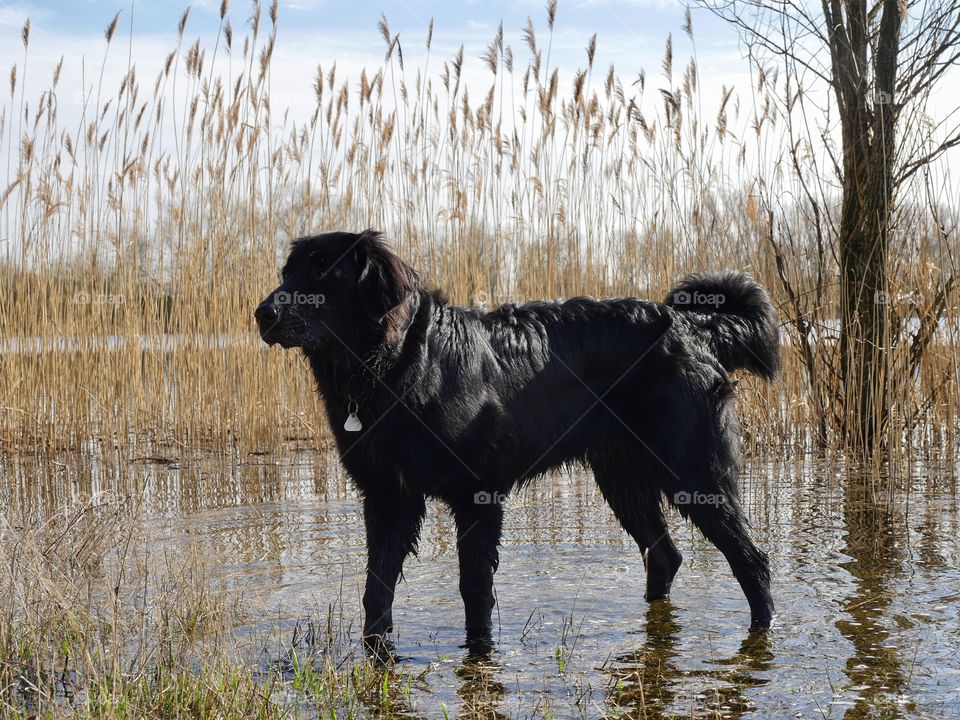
[344,398,362,432]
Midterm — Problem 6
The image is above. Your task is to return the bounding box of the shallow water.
[4,447,959,719]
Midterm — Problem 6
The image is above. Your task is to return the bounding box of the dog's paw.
[749,614,775,631]
[362,633,397,664]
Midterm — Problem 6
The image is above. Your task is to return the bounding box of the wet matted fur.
[255,229,780,651]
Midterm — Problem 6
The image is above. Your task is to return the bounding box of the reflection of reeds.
[0,3,955,455]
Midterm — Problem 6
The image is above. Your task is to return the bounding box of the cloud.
[0,10,752,140]
[283,0,324,10]
[0,5,52,31]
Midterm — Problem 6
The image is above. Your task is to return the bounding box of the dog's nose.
[255,301,279,328]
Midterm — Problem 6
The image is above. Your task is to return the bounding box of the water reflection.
[606,603,682,716]
[455,655,510,720]
[837,477,912,719]
[606,603,773,718]
[2,449,959,718]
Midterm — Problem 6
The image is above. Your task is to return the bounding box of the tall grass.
[0,493,427,717]
[0,1,956,457]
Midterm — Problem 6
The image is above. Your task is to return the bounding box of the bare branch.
[897,131,960,186]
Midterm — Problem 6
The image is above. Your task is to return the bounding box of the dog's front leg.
[453,500,504,650]
[361,489,426,651]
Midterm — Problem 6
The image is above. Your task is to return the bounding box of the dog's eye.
[310,255,330,274]
[311,258,343,280]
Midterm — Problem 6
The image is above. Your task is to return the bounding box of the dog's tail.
[664,272,780,380]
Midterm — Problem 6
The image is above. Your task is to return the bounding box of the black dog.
[255,230,780,650]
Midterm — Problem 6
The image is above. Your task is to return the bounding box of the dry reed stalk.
[0,490,417,717]
[0,4,955,461]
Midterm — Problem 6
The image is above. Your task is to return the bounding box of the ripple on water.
[3,449,959,719]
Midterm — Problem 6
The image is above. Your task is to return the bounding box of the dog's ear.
[356,230,420,348]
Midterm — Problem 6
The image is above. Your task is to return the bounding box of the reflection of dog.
[255,229,780,648]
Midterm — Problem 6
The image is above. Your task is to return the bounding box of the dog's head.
[255,230,420,354]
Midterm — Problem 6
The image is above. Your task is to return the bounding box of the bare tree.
[700,0,960,450]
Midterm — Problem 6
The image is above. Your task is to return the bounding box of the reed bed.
[1,1,957,458]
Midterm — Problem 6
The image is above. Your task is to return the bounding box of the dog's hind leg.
[451,500,504,651]
[643,511,684,601]
[665,392,775,628]
[361,489,427,649]
[592,462,683,602]
[683,495,774,629]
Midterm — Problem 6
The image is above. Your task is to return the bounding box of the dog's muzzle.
[254,301,282,346]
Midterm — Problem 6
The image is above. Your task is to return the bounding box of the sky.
[0,0,764,196]
[0,0,772,267]
[2,1,956,144]
[0,0,736,50]
[0,0,751,114]
[0,0,955,208]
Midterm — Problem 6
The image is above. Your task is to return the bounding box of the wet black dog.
[255,230,780,651]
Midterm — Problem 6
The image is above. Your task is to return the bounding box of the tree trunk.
[838,166,889,449]
[826,0,902,449]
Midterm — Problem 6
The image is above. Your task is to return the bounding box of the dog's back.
[412,275,778,489]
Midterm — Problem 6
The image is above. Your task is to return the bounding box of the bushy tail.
[665,272,780,380]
